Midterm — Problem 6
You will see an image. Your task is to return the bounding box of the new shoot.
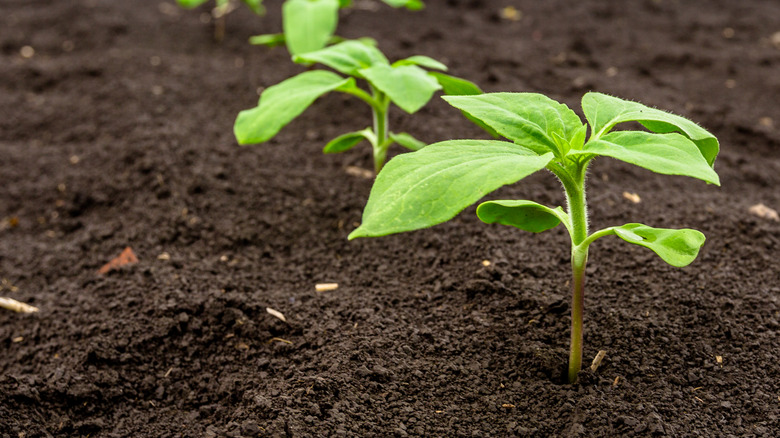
[349,92,720,383]
[233,40,481,173]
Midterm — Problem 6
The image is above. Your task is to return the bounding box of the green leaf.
[427,72,482,96]
[361,64,442,113]
[392,55,447,71]
[348,140,554,238]
[571,131,720,185]
[241,0,265,15]
[476,200,568,233]
[249,33,285,48]
[283,0,340,56]
[293,40,389,77]
[382,0,424,10]
[443,93,585,158]
[323,129,374,153]
[612,223,705,267]
[338,0,353,7]
[176,0,209,8]
[389,132,426,151]
[582,92,719,166]
[234,70,352,144]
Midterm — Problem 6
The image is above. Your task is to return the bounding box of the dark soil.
[2,0,779,436]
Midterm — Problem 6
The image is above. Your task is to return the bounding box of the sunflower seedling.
[234,40,481,173]
[250,0,424,56]
[176,0,265,41]
[349,92,720,383]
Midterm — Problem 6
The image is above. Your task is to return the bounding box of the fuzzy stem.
[370,86,391,174]
[563,169,589,384]
[568,247,587,383]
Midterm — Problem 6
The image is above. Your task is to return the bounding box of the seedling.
[250,0,424,56]
[176,0,264,41]
[233,40,481,173]
[349,92,720,383]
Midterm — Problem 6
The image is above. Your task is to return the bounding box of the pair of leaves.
[234,40,481,145]
[292,41,467,114]
[323,131,424,154]
[351,92,719,267]
[443,93,719,184]
[476,201,704,267]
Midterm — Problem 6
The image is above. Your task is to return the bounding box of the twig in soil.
[0,297,39,313]
[269,337,292,345]
[612,376,620,386]
[590,350,607,372]
[315,283,339,292]
[266,307,287,322]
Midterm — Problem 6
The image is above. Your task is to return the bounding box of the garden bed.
[1,0,779,436]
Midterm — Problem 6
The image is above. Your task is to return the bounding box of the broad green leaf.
[477,200,568,233]
[234,70,352,144]
[428,72,482,96]
[293,40,389,77]
[582,92,719,166]
[444,93,585,158]
[176,0,209,8]
[361,64,442,113]
[283,0,340,56]
[338,0,353,7]
[249,33,285,48]
[390,132,426,151]
[349,140,554,238]
[323,129,374,153]
[612,223,705,267]
[571,131,720,185]
[392,55,447,71]
[382,0,424,10]
[241,0,265,15]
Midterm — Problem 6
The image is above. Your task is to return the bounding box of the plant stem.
[563,170,589,384]
[370,86,390,174]
[568,247,587,384]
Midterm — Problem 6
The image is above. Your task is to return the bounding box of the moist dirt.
[1,0,779,436]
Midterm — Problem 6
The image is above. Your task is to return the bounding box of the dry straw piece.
[0,297,39,313]
[315,283,339,292]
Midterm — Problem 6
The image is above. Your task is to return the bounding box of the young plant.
[250,0,423,56]
[176,0,265,41]
[233,40,482,173]
[349,92,720,383]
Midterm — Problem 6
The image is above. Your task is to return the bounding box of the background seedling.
[349,92,720,383]
[251,0,424,56]
[176,0,265,41]
[234,40,481,173]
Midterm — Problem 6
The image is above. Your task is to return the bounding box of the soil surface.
[2,0,779,436]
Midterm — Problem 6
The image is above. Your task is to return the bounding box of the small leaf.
[444,93,585,158]
[293,40,389,77]
[582,92,719,166]
[381,0,424,10]
[361,64,442,113]
[176,0,210,8]
[249,33,285,48]
[283,0,340,56]
[612,223,705,267]
[428,72,482,95]
[393,55,447,71]
[324,129,374,153]
[390,132,426,151]
[477,200,568,233]
[349,140,554,238]
[571,131,720,185]
[241,0,265,15]
[234,71,352,144]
